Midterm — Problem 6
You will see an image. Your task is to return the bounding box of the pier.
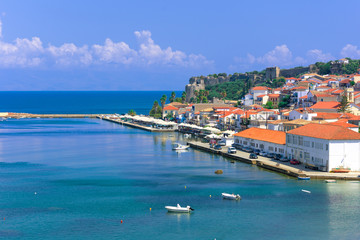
[99,116,176,132]
[188,141,360,180]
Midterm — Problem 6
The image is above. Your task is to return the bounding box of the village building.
[234,128,286,156]
[286,124,360,172]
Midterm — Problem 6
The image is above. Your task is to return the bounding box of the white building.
[287,124,360,172]
[233,128,286,156]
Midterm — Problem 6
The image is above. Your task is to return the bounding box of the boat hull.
[222,193,241,200]
[165,206,192,213]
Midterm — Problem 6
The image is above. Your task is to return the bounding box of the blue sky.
[0,0,359,90]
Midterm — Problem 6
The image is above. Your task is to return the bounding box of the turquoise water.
[1,118,360,240]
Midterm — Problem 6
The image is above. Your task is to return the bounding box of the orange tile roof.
[163,105,179,111]
[327,120,358,128]
[310,101,340,109]
[252,86,269,91]
[234,127,286,145]
[268,94,280,98]
[287,123,360,140]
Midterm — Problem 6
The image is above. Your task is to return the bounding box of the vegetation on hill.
[315,58,360,75]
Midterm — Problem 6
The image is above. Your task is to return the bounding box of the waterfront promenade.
[188,141,360,181]
[99,116,176,132]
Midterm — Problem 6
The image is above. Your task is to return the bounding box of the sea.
[0,91,360,240]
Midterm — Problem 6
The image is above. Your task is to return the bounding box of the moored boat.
[298,176,310,180]
[172,143,190,150]
[325,179,336,183]
[222,193,241,200]
[165,204,194,213]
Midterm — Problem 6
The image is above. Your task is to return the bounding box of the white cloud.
[340,44,360,59]
[257,44,293,66]
[307,49,333,62]
[0,19,2,38]
[0,26,212,69]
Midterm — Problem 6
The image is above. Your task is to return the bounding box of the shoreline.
[188,141,360,181]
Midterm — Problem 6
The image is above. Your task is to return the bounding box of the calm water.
[0,91,182,115]
[1,118,360,240]
[0,92,360,240]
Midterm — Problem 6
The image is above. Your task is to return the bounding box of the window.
[299,151,303,159]
[275,147,277,152]
[235,139,239,143]
[251,143,255,147]
[279,148,284,153]
[287,136,292,144]
[243,141,248,145]
[293,136,298,145]
[326,144,328,151]
[298,137,303,146]
[256,144,258,148]
[312,142,314,148]
[304,152,310,160]
[260,144,264,149]
[268,146,274,151]
[304,140,310,147]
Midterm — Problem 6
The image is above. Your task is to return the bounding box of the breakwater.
[99,117,176,132]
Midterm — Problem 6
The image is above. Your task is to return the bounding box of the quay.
[188,141,360,181]
[99,116,176,132]
[3,113,99,119]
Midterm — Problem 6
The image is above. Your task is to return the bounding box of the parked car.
[266,153,275,158]
[249,153,258,159]
[254,149,261,155]
[274,154,282,160]
[279,156,289,162]
[227,147,236,154]
[305,165,319,170]
[244,147,253,153]
[214,145,222,150]
[259,151,267,156]
[217,141,226,146]
[290,159,301,165]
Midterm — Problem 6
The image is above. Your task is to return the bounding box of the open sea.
[1,92,360,240]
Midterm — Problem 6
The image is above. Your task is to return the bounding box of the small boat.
[301,189,311,194]
[325,180,336,183]
[184,134,191,138]
[222,193,241,200]
[298,176,310,180]
[172,143,190,150]
[165,204,194,213]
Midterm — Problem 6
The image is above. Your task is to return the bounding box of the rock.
[215,169,223,174]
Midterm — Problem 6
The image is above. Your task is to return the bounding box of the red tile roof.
[268,94,280,98]
[252,86,269,91]
[310,101,340,109]
[234,127,286,145]
[163,105,179,111]
[327,120,358,128]
[287,123,360,140]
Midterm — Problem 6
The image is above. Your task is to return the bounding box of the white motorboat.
[165,204,194,213]
[325,179,336,183]
[222,193,241,200]
[172,143,190,150]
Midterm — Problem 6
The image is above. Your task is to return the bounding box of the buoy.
[121,220,123,224]
[185,186,186,189]
[209,195,211,198]
[34,192,37,195]
[149,208,152,211]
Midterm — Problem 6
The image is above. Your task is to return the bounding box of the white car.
[228,147,237,154]
[259,151,267,156]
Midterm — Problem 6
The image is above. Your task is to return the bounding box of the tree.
[181,91,187,103]
[264,101,273,109]
[149,100,162,118]
[160,94,167,109]
[128,109,136,116]
[170,91,176,103]
[221,91,227,100]
[338,92,350,114]
[278,95,290,108]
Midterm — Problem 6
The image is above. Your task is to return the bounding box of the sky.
[0,0,359,91]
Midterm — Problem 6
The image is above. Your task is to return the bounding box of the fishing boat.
[301,189,311,194]
[298,176,310,180]
[222,193,241,200]
[172,143,190,150]
[325,179,336,183]
[165,204,194,213]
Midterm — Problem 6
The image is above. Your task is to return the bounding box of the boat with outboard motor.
[165,204,194,213]
[172,143,190,150]
[222,193,241,200]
